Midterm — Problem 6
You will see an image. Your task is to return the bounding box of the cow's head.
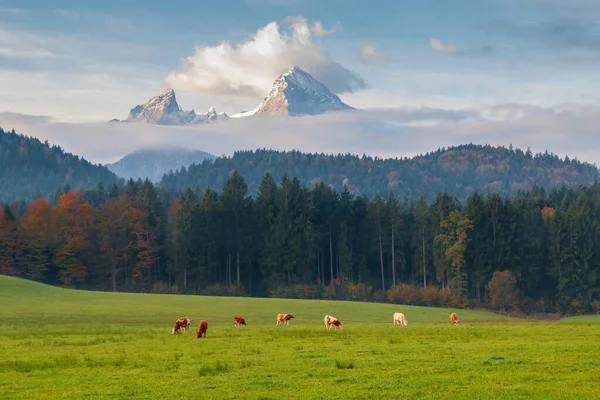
[196,330,202,339]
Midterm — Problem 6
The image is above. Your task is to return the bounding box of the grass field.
[1,275,599,399]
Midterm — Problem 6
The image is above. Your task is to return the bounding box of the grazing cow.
[393,312,408,326]
[171,317,190,334]
[331,319,343,329]
[450,312,459,326]
[196,320,208,338]
[277,313,294,326]
[233,316,247,327]
[324,315,339,330]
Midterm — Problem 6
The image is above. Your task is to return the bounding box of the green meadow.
[0,275,599,399]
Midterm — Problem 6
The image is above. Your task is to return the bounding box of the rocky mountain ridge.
[110,67,354,125]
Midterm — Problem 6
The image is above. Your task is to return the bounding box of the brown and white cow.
[233,316,247,327]
[276,313,294,326]
[171,317,190,334]
[323,315,344,330]
[450,312,459,326]
[196,320,208,338]
[393,312,408,326]
[323,315,337,330]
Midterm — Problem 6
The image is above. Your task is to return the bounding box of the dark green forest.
[3,127,599,204]
[161,145,600,200]
[0,128,119,202]
[2,173,600,316]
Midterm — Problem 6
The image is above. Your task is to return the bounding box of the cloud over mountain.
[165,16,366,97]
[2,103,600,168]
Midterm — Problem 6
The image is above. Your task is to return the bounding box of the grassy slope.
[1,276,599,399]
[557,315,600,323]
[0,275,502,326]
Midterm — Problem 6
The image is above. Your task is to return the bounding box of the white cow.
[393,312,408,326]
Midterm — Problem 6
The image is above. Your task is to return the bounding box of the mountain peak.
[119,89,229,125]
[206,106,218,122]
[124,88,194,125]
[105,148,216,182]
[285,65,302,75]
[250,66,354,117]
[156,88,175,98]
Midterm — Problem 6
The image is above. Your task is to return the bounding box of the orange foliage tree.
[20,198,52,280]
[53,190,94,286]
[591,300,600,315]
[129,206,158,288]
[487,270,521,312]
[541,206,556,225]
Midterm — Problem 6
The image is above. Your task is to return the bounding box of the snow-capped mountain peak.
[206,106,218,122]
[252,66,354,117]
[114,90,228,125]
[194,106,228,123]
[124,88,196,125]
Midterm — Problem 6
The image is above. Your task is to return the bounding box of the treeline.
[0,128,119,202]
[160,144,599,201]
[3,125,599,205]
[2,174,600,315]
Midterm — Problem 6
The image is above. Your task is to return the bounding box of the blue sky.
[2,0,599,120]
[1,1,600,165]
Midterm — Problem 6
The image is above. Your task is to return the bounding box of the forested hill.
[0,128,119,202]
[160,144,600,200]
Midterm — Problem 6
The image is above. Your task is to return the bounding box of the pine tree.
[435,211,473,298]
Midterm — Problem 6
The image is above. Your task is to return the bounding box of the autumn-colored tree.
[435,211,473,297]
[20,198,52,280]
[0,205,22,276]
[541,206,556,225]
[53,190,94,286]
[487,270,520,312]
[591,300,600,315]
[129,206,158,287]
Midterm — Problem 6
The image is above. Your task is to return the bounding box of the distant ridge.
[0,127,118,202]
[160,144,600,200]
[105,147,216,182]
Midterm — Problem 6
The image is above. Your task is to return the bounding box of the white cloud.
[429,38,456,53]
[2,104,599,168]
[358,44,386,66]
[0,28,64,59]
[312,21,341,37]
[0,69,165,123]
[165,15,366,97]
